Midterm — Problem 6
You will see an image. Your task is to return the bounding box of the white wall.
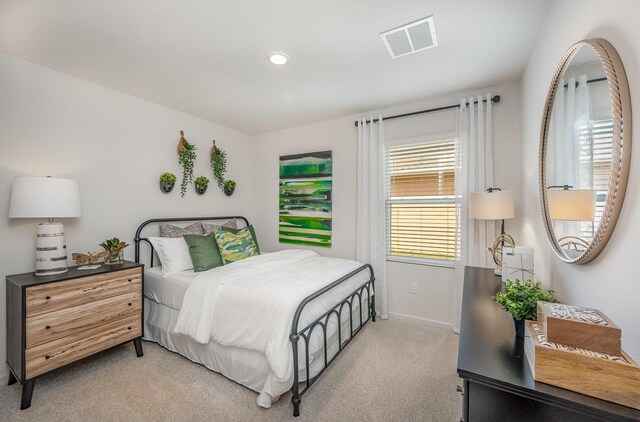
[520,0,640,360]
[253,81,522,327]
[0,53,255,381]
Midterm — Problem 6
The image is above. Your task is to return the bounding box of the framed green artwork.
[279,151,332,247]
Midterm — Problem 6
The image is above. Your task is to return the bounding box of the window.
[385,137,457,264]
[577,117,613,238]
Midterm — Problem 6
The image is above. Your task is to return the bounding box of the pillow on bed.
[201,219,238,234]
[183,233,223,272]
[220,224,261,254]
[159,222,203,238]
[214,228,259,264]
[148,236,193,278]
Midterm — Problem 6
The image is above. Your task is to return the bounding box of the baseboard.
[387,312,453,330]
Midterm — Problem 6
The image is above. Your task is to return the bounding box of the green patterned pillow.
[214,228,259,264]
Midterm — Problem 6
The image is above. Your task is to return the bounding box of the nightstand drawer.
[26,291,142,349]
[25,268,141,317]
[25,314,141,379]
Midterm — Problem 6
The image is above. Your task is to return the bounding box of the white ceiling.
[0,0,552,134]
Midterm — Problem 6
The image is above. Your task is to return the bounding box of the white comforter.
[173,249,371,384]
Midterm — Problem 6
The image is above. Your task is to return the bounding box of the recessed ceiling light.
[268,52,289,65]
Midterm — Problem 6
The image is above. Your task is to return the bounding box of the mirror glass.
[546,45,609,258]
[540,39,631,264]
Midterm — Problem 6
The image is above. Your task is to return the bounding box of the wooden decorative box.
[537,301,621,356]
[524,320,640,410]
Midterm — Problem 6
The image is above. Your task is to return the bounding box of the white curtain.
[356,116,388,319]
[549,75,592,188]
[548,75,592,237]
[453,95,496,333]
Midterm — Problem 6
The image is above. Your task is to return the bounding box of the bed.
[134,216,376,417]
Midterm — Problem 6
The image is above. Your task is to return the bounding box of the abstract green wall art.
[279,151,332,247]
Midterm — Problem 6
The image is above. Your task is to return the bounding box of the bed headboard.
[133,216,250,267]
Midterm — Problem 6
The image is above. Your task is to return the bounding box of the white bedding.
[174,249,371,387]
[144,266,196,310]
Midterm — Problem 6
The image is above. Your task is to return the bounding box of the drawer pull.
[45,355,50,360]
[45,296,51,300]
[128,327,132,330]
[45,326,51,330]
[128,303,132,306]
[128,278,133,282]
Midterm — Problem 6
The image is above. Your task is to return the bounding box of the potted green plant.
[493,279,556,338]
[99,237,129,265]
[177,130,197,197]
[210,140,227,190]
[223,179,236,196]
[195,176,209,195]
[159,172,176,193]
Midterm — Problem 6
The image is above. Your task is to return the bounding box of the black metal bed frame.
[133,216,376,417]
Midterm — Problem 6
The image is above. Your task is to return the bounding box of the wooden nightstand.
[6,261,144,409]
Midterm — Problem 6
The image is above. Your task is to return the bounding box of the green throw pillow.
[183,233,223,272]
[221,224,260,254]
[214,228,259,264]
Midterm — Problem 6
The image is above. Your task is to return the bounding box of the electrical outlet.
[410,282,418,294]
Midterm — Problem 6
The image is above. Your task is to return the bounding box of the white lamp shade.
[469,190,515,220]
[9,176,82,218]
[548,189,596,221]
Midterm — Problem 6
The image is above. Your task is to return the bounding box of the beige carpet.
[1,318,461,421]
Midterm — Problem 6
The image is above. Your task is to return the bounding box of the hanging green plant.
[177,130,197,197]
[210,140,227,189]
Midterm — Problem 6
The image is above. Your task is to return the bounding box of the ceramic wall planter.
[224,186,235,196]
[195,184,208,195]
[160,181,175,193]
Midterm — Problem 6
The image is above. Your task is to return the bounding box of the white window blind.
[577,118,613,238]
[385,138,457,263]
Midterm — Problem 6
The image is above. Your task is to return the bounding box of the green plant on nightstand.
[100,237,129,265]
[493,279,556,337]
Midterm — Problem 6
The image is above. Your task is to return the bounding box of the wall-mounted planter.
[223,186,235,196]
[195,184,208,195]
[160,181,175,193]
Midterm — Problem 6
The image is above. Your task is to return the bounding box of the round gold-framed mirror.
[539,38,632,264]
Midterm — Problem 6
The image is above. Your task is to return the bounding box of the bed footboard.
[289,264,376,417]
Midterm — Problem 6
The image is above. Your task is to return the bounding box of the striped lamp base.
[35,222,68,276]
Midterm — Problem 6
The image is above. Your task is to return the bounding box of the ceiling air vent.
[380,16,438,59]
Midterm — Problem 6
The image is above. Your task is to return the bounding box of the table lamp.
[547,185,596,221]
[469,188,515,270]
[9,176,82,276]
[547,185,596,251]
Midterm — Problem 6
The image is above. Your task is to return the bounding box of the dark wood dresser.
[456,266,640,421]
[6,261,144,409]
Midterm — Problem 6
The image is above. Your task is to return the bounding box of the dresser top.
[6,261,143,288]
[457,266,640,420]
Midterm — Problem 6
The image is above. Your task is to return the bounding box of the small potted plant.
[493,279,556,338]
[223,179,236,196]
[159,172,176,193]
[100,237,129,265]
[177,130,197,197]
[195,176,209,195]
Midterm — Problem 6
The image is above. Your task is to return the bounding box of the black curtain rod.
[354,95,501,127]
[563,76,607,89]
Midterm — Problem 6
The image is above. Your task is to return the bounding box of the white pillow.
[148,236,193,278]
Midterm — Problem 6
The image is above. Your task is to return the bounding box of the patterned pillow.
[214,228,259,264]
[202,219,238,234]
[159,222,203,238]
